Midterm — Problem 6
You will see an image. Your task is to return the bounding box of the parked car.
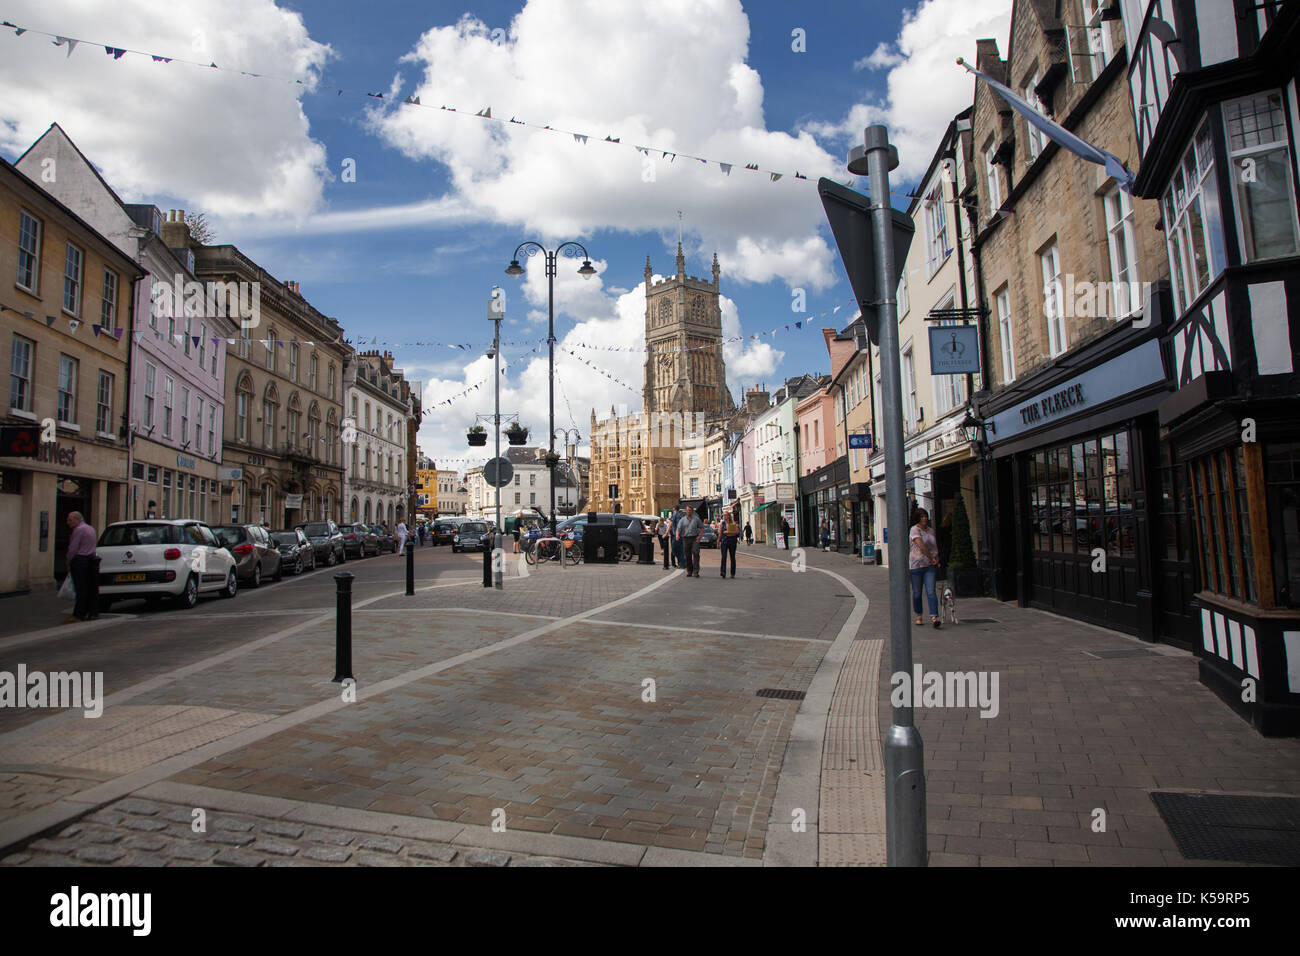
[371,524,397,553]
[431,520,458,546]
[296,520,346,566]
[272,528,316,574]
[698,524,719,549]
[339,523,379,558]
[96,519,239,611]
[451,520,491,553]
[556,513,645,561]
[213,524,283,587]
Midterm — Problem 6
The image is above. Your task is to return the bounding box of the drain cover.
[959,618,1000,625]
[1151,792,1300,865]
[757,688,806,701]
[1084,648,1156,659]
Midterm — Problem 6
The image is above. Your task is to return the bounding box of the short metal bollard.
[406,541,415,596]
[493,533,503,589]
[333,571,354,683]
[483,546,492,588]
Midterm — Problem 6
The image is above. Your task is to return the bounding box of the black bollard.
[482,545,492,588]
[406,540,415,596]
[332,571,354,682]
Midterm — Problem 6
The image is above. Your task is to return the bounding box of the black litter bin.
[637,532,654,564]
[583,523,619,564]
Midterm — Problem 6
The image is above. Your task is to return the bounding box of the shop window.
[63,243,83,316]
[1190,446,1257,603]
[1266,442,1300,607]
[10,334,34,412]
[16,211,41,292]
[1031,430,1132,556]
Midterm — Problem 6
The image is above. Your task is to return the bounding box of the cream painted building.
[866,108,983,566]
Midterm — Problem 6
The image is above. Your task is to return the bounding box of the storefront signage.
[848,433,873,449]
[986,340,1166,444]
[1019,383,1084,426]
[284,494,303,509]
[218,467,243,481]
[0,427,76,465]
[246,454,267,466]
[176,454,196,470]
[928,325,982,375]
[776,483,795,501]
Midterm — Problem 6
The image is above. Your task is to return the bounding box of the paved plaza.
[1,544,1298,867]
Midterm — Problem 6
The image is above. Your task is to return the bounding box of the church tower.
[642,245,734,419]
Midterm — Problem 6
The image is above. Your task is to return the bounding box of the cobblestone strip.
[818,639,886,866]
[0,796,605,868]
[754,552,872,867]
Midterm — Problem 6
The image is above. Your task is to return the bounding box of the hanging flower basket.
[543,452,560,469]
[467,426,487,446]
[506,424,529,446]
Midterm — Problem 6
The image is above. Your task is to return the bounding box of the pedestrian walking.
[820,518,831,552]
[677,505,702,577]
[909,507,941,629]
[743,521,752,545]
[720,510,740,578]
[670,508,684,569]
[63,511,98,623]
[513,520,521,554]
[656,516,671,569]
[780,516,791,549]
[396,519,408,555]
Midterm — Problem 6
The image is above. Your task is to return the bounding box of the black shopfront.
[979,318,1197,645]
[799,457,854,552]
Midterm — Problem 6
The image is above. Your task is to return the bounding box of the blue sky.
[0,0,1011,470]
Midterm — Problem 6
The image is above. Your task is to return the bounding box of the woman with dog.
[909,507,942,629]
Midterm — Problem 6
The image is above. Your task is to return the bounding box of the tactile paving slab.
[1151,791,1300,865]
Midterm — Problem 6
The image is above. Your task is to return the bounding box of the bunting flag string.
[0,19,845,188]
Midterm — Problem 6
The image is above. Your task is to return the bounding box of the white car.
[96,519,239,611]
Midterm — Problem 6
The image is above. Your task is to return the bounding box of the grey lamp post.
[506,242,596,535]
[553,427,581,516]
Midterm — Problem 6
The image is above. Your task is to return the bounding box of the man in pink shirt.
[64,512,98,622]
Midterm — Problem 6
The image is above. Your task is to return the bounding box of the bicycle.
[522,532,581,566]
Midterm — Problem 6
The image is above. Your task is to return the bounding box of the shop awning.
[751,501,779,513]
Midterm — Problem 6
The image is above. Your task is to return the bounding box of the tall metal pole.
[492,295,503,588]
[865,123,927,867]
[547,252,557,536]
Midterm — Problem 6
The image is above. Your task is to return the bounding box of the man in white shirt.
[396,519,408,555]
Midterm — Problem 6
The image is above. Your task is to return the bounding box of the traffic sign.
[818,178,914,345]
[484,457,514,488]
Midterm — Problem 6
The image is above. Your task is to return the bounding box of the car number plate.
[115,573,146,583]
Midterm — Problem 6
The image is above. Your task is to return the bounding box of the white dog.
[942,584,958,624]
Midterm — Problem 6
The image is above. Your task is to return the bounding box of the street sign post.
[821,126,927,867]
[484,457,514,488]
[819,178,915,345]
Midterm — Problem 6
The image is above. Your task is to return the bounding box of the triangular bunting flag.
[114,328,124,340]
[53,36,78,56]
[92,325,102,337]
[719,163,732,175]
[69,319,81,332]
[745,163,758,170]
[405,95,420,105]
[192,336,201,347]
[604,136,620,143]
[573,133,588,144]
[770,173,782,182]
[104,46,126,59]
[151,56,171,63]
[475,107,491,118]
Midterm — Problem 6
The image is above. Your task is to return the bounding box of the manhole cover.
[1084,648,1156,659]
[756,688,806,701]
[1151,792,1300,865]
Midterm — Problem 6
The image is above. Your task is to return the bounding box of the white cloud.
[854,42,904,71]
[0,0,332,218]
[804,0,1012,181]
[367,0,840,289]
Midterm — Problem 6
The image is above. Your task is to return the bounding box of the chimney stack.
[160,208,192,251]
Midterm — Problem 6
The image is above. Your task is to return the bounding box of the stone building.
[588,246,735,516]
[0,156,140,592]
[343,349,413,528]
[189,237,350,529]
[970,0,1182,641]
